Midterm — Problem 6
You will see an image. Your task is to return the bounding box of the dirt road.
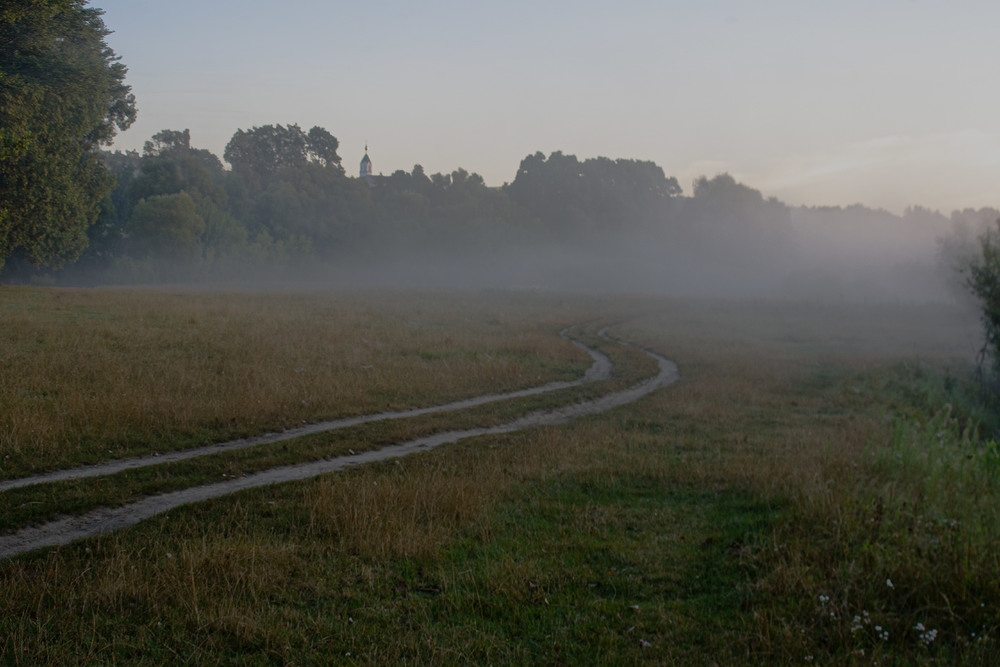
[0,330,678,559]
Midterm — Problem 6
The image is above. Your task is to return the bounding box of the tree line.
[1,117,713,282]
[4,117,998,295]
[2,2,998,321]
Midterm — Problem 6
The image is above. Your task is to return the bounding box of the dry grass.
[0,288,592,476]
[0,290,995,664]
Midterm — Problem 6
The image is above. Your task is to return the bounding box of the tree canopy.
[0,0,136,270]
[506,151,681,236]
[223,124,342,192]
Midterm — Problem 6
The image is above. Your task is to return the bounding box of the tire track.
[0,331,678,559]
[0,330,609,493]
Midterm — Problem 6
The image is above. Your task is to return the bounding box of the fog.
[10,141,995,315]
[285,203,973,307]
[206,208,962,306]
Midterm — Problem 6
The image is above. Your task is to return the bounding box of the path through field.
[0,331,678,559]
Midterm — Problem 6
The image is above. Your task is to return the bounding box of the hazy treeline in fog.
[3,124,995,301]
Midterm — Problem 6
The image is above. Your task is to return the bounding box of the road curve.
[0,331,678,559]
[0,330,611,493]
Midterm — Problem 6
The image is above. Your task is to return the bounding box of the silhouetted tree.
[305,126,341,168]
[963,218,1000,388]
[506,151,681,236]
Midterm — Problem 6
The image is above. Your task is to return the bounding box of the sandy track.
[0,331,678,559]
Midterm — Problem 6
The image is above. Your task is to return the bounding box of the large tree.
[0,0,136,271]
[223,124,342,191]
[505,151,681,236]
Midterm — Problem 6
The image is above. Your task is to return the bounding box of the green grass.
[0,449,781,665]
[1,290,997,664]
[419,478,779,664]
[744,399,1000,664]
[0,336,658,533]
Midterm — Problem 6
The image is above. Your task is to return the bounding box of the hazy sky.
[97,0,999,214]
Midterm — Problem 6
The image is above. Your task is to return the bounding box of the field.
[0,286,997,664]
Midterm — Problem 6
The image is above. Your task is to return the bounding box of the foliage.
[0,0,135,271]
[506,150,681,236]
[962,218,1000,387]
[369,165,528,251]
[747,381,1000,664]
[142,127,191,157]
[249,162,371,254]
[223,123,342,192]
[127,192,206,261]
[3,111,977,292]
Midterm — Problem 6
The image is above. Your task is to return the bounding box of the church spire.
[360,144,373,179]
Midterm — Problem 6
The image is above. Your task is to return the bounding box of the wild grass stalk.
[0,288,591,477]
[741,376,1000,663]
[0,291,994,664]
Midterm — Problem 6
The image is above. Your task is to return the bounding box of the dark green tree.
[505,151,681,236]
[223,124,342,191]
[0,0,136,271]
[122,130,246,267]
[127,191,205,261]
[305,126,341,168]
[964,218,1000,382]
[126,131,228,215]
[250,162,371,255]
[142,128,191,157]
[78,148,141,266]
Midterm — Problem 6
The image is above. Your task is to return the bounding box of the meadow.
[0,286,996,664]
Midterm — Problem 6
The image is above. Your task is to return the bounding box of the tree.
[964,218,1000,382]
[143,128,191,157]
[505,151,681,236]
[249,162,370,255]
[0,0,136,271]
[78,148,141,266]
[125,130,228,215]
[223,124,342,191]
[121,130,246,268]
[676,173,796,282]
[127,192,205,262]
[0,129,30,224]
[305,126,341,168]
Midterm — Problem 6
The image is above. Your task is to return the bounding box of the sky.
[96,0,1000,215]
